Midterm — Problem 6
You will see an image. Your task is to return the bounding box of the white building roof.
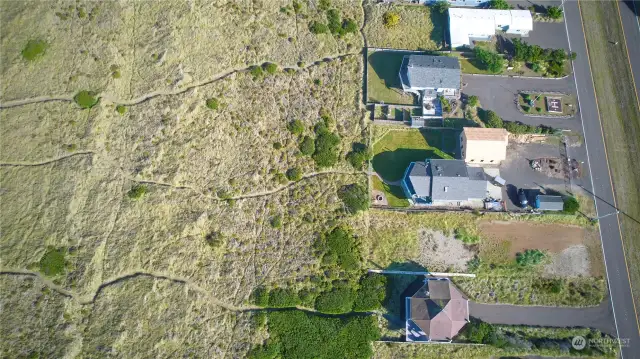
[448,8,533,47]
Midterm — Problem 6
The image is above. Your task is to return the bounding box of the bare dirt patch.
[415,229,475,272]
[479,220,586,258]
[544,245,590,277]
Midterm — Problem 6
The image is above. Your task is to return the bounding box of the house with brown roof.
[406,278,469,342]
[460,127,509,165]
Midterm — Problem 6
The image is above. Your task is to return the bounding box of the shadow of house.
[429,9,448,49]
[382,261,428,330]
[368,51,407,92]
[373,148,450,182]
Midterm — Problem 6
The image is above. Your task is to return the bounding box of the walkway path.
[470,299,616,336]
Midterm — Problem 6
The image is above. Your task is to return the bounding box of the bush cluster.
[382,11,400,28]
[489,0,511,9]
[267,288,300,308]
[311,7,357,37]
[39,247,66,277]
[512,38,570,77]
[563,196,580,214]
[312,121,341,167]
[454,228,480,244]
[337,183,369,214]
[74,90,99,109]
[22,39,48,61]
[206,98,219,110]
[346,143,371,169]
[287,119,304,136]
[127,184,147,200]
[467,95,479,107]
[482,109,556,134]
[316,227,360,271]
[474,47,505,74]
[286,167,302,181]
[516,249,546,266]
[315,283,355,313]
[432,1,450,14]
[546,5,563,19]
[353,274,387,312]
[299,135,315,156]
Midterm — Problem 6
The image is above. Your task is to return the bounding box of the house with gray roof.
[401,159,490,207]
[399,55,461,97]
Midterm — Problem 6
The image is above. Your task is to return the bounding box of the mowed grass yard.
[372,128,456,181]
[580,1,640,322]
[366,50,416,104]
[363,3,446,50]
[371,176,409,207]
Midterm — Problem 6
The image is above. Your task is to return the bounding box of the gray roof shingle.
[429,160,487,201]
[400,55,461,90]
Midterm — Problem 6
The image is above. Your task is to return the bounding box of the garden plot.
[517,92,577,117]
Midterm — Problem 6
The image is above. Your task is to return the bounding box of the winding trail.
[0,151,94,167]
[0,52,360,110]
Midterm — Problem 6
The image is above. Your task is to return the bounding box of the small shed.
[535,195,564,211]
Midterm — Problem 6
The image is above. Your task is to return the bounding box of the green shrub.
[536,107,542,113]
[286,167,302,181]
[317,227,361,271]
[39,247,66,277]
[127,184,147,200]
[250,66,263,78]
[252,286,269,307]
[383,11,400,28]
[467,95,479,107]
[337,183,369,214]
[346,143,371,169]
[309,21,329,34]
[521,105,530,112]
[467,256,481,272]
[432,1,450,14]
[563,196,580,214]
[533,278,563,294]
[312,128,340,167]
[299,135,315,156]
[248,341,280,359]
[353,274,386,312]
[287,119,305,136]
[112,70,121,79]
[206,98,219,110]
[268,288,300,308]
[464,320,498,344]
[342,18,358,34]
[205,231,224,248]
[474,47,505,73]
[263,62,278,74]
[319,0,332,10]
[313,79,322,86]
[454,228,480,244]
[315,286,356,314]
[270,215,282,228]
[489,0,511,9]
[74,90,99,109]
[273,142,283,150]
[116,105,126,115]
[546,5,563,19]
[327,9,342,35]
[516,249,546,266]
[265,311,379,359]
[485,110,504,128]
[22,39,48,61]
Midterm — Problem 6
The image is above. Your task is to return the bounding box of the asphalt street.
[619,1,640,105]
[563,0,640,356]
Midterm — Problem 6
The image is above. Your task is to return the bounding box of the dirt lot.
[415,229,475,272]
[479,220,603,277]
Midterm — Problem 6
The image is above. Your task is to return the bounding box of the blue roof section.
[403,162,417,196]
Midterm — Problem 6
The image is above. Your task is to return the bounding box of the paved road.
[619,1,640,105]
[470,300,616,336]
[563,0,640,356]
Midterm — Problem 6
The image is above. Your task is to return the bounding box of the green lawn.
[372,176,409,208]
[581,0,640,324]
[367,51,416,105]
[372,129,454,181]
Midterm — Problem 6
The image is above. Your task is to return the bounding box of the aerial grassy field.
[363,2,446,50]
[580,0,640,324]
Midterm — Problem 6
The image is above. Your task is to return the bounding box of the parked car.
[518,189,528,208]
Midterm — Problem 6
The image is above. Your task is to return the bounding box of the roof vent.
[444,186,449,192]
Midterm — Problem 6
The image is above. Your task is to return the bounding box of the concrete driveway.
[470,299,617,337]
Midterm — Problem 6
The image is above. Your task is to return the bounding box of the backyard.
[367,50,417,105]
[372,128,456,181]
[372,176,409,208]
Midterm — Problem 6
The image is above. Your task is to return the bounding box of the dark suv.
[518,189,528,208]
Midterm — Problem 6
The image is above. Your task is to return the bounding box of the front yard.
[372,128,455,182]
